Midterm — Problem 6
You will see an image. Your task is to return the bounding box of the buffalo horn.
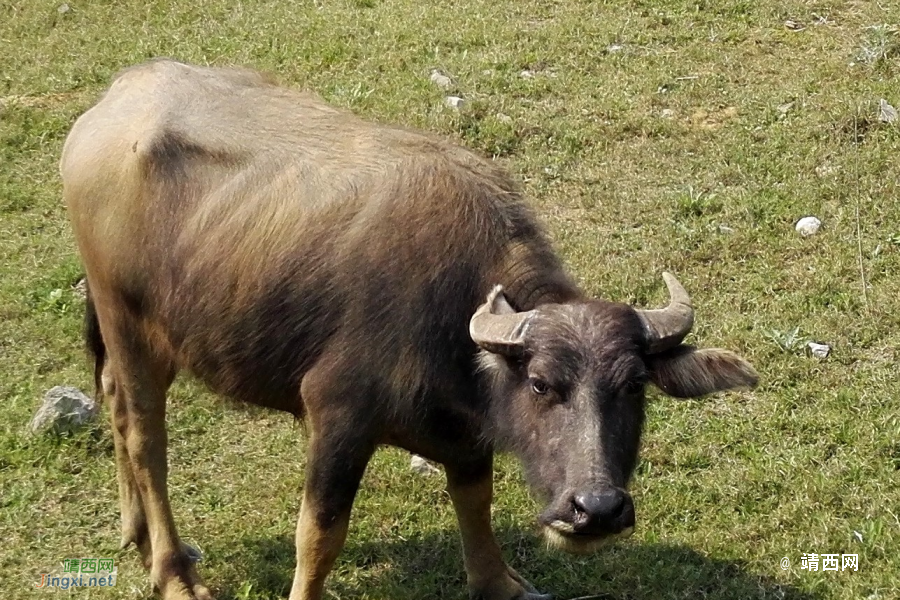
[469,285,535,356]
[635,272,695,354]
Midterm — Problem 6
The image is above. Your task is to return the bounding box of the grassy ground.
[1,0,899,599]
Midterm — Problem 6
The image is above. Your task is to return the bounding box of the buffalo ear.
[647,345,758,398]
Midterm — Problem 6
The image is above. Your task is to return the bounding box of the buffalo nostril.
[574,490,624,518]
[572,490,630,532]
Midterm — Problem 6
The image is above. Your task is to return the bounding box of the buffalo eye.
[530,378,551,395]
[623,376,648,396]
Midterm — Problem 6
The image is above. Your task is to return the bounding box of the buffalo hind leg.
[103,317,212,600]
[90,296,151,560]
[107,368,202,570]
[110,383,150,563]
[446,458,551,600]
[288,428,374,600]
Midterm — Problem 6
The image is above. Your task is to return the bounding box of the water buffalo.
[62,59,758,600]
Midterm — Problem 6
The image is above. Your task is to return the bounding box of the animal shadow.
[220,526,818,600]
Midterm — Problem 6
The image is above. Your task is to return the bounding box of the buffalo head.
[470,273,758,553]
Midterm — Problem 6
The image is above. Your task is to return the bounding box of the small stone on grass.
[429,69,453,90]
[30,386,98,435]
[878,99,897,124]
[444,96,465,109]
[410,455,440,475]
[795,216,821,236]
[73,277,87,299]
[807,342,831,359]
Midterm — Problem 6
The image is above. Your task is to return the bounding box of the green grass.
[1,1,899,599]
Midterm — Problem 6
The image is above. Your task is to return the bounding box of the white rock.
[520,69,535,79]
[410,455,440,475]
[429,70,453,90]
[57,3,70,14]
[661,108,675,119]
[879,98,898,124]
[444,96,465,109]
[795,216,821,236]
[73,277,87,299]
[807,342,831,358]
[30,386,98,435]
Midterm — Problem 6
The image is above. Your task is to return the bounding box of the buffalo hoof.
[470,591,551,600]
[182,542,203,563]
[152,547,214,600]
[160,582,214,600]
[469,589,552,600]
[468,566,553,600]
[156,569,214,600]
[506,566,551,599]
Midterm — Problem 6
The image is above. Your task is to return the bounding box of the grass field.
[1,0,899,599]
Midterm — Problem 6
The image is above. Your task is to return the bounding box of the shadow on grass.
[217,527,819,600]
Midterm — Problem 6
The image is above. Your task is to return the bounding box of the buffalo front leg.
[288,430,374,600]
[446,459,551,600]
[102,318,211,600]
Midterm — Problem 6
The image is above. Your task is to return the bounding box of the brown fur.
[64,60,757,600]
